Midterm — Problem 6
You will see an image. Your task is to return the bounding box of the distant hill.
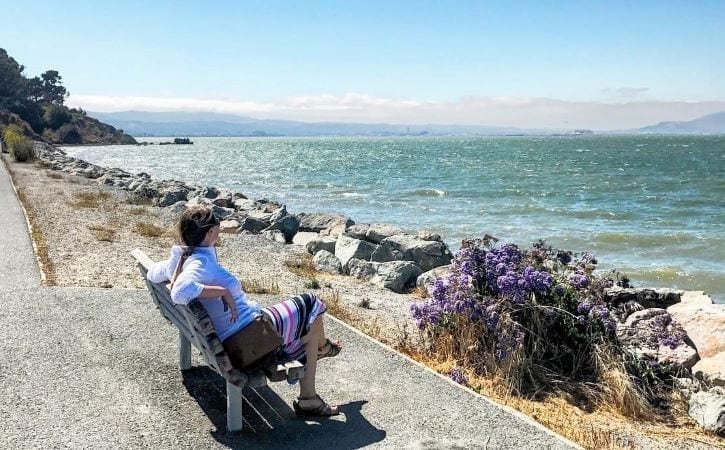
[635,112,725,134]
[90,111,559,137]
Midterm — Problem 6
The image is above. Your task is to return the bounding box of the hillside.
[637,111,725,134]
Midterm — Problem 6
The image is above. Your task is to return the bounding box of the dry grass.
[320,288,382,341]
[128,207,148,216]
[133,221,167,237]
[284,254,316,277]
[410,286,430,298]
[242,278,280,295]
[3,160,56,285]
[67,191,111,208]
[87,224,116,242]
[46,171,63,180]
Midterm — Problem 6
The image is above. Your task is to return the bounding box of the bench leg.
[179,331,191,370]
[226,381,243,432]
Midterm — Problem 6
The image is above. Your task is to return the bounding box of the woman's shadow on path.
[183,367,386,449]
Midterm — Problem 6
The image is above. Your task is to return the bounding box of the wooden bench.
[131,249,304,432]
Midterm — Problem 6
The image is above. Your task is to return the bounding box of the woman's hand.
[222,292,238,323]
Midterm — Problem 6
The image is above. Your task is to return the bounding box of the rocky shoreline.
[17,141,725,436]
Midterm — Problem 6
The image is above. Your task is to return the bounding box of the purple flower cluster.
[449,367,468,385]
[568,271,590,290]
[576,301,617,331]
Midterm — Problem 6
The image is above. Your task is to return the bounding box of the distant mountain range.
[633,112,725,134]
[90,110,725,137]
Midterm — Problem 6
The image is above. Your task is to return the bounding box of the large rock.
[219,219,240,233]
[306,236,337,255]
[688,391,725,435]
[335,235,377,270]
[347,259,422,293]
[692,353,725,387]
[416,265,452,290]
[239,215,270,233]
[297,213,354,233]
[668,292,725,358]
[233,198,257,211]
[261,229,286,244]
[371,234,453,272]
[157,187,190,207]
[345,224,370,240]
[313,250,342,274]
[616,308,699,372]
[366,224,404,244]
[605,286,683,309]
[211,205,235,220]
[263,208,300,243]
[291,231,319,247]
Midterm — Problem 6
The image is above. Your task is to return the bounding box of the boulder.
[233,198,256,211]
[366,224,404,244]
[416,265,452,290]
[306,236,337,255]
[418,230,442,242]
[616,308,699,372]
[219,219,241,233]
[297,212,354,233]
[335,235,377,270]
[605,286,683,309]
[692,352,725,387]
[239,216,270,233]
[166,201,187,215]
[347,259,422,293]
[261,229,286,244]
[291,231,319,247]
[345,224,371,240]
[263,214,300,243]
[371,234,453,272]
[157,187,190,207]
[211,205,235,220]
[198,186,219,199]
[688,391,725,435]
[668,292,725,358]
[313,250,343,274]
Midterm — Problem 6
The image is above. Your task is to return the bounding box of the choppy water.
[64,135,725,303]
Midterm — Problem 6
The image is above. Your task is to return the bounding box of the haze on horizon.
[2,0,724,130]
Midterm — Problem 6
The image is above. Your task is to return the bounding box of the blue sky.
[2,1,724,128]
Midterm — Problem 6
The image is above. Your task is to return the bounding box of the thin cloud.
[66,93,725,130]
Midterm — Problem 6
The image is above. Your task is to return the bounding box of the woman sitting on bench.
[147,205,342,416]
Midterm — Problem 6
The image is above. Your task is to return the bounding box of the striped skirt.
[261,293,327,363]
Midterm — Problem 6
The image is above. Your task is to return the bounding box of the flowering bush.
[411,237,679,403]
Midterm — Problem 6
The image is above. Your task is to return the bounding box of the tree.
[28,70,68,106]
[0,48,27,102]
[43,104,72,130]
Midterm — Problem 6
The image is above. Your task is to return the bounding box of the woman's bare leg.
[297,317,338,413]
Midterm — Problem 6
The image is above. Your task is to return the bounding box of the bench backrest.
[131,249,249,387]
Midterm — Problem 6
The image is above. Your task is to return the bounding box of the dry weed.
[68,191,111,208]
[46,171,63,179]
[284,254,316,277]
[87,224,116,242]
[242,278,280,295]
[133,221,167,237]
[128,207,148,216]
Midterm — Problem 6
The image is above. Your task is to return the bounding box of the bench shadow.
[182,367,387,449]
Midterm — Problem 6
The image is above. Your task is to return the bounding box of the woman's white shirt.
[146,245,260,341]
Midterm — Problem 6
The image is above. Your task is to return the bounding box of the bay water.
[64,135,724,303]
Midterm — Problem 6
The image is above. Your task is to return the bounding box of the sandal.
[292,394,340,416]
[317,338,342,360]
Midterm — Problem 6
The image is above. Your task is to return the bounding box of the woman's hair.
[175,205,220,247]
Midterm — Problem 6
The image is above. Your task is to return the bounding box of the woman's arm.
[147,246,185,283]
[170,259,238,322]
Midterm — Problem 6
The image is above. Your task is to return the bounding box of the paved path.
[0,160,577,449]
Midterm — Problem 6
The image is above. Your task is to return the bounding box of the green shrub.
[1,126,35,162]
[42,105,72,130]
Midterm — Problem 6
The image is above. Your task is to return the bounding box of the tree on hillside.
[0,48,67,132]
[28,70,68,105]
[0,49,27,101]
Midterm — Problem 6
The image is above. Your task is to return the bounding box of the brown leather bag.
[223,316,284,371]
